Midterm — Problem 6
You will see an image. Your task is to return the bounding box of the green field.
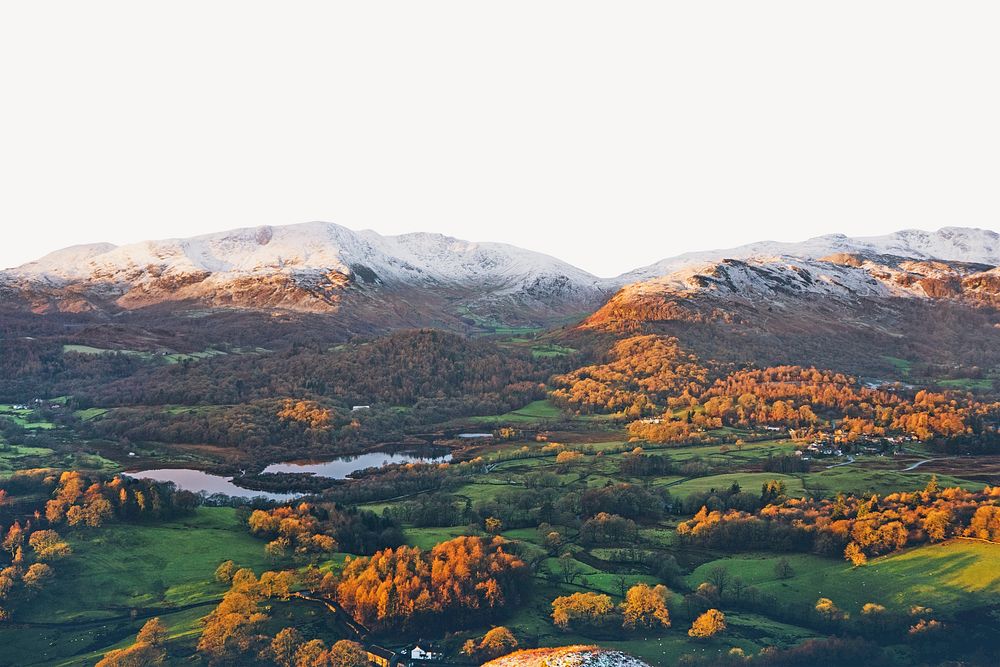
[688,539,1000,616]
[62,344,228,365]
[0,404,57,430]
[0,507,275,666]
[468,399,565,424]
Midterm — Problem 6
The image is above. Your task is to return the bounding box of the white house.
[409,642,444,661]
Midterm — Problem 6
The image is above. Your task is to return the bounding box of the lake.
[123,468,297,501]
[262,446,453,478]
[125,447,452,499]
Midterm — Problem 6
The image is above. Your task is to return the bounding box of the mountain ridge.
[2,223,998,333]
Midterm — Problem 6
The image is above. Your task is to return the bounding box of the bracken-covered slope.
[579,252,1000,375]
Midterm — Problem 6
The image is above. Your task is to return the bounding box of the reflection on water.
[124,468,297,501]
[262,447,453,478]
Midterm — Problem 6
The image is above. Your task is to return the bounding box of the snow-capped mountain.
[3,222,998,337]
[12,221,598,288]
[616,226,1000,285]
[2,222,608,323]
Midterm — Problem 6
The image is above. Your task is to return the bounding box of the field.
[468,399,566,424]
[0,404,57,430]
[0,508,275,667]
[3,399,998,665]
[688,539,1000,616]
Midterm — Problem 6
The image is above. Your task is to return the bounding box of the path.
[825,455,855,469]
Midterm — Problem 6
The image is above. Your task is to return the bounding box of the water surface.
[125,468,297,501]
[262,446,452,478]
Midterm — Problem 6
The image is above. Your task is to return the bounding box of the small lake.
[125,447,452,500]
[123,468,297,501]
[262,446,453,478]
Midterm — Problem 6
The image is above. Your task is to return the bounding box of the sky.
[2,2,999,278]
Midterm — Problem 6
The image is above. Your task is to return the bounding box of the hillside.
[483,646,652,667]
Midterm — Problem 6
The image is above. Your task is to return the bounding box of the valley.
[1,224,999,666]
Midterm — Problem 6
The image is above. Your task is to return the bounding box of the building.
[409,641,445,661]
[353,405,372,411]
[366,644,401,667]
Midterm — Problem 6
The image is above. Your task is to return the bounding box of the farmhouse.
[408,641,445,661]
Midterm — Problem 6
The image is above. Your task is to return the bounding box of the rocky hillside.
[482,646,652,667]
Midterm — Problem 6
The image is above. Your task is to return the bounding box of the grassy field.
[468,399,565,424]
[667,472,806,498]
[62,344,228,365]
[0,404,57,430]
[687,539,1000,617]
[0,507,276,667]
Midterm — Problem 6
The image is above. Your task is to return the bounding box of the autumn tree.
[621,583,671,630]
[478,626,519,659]
[22,563,53,590]
[270,628,303,667]
[688,608,726,638]
[327,640,369,666]
[27,530,71,561]
[815,597,846,622]
[197,569,269,663]
[551,592,615,630]
[215,560,237,584]
[96,617,167,666]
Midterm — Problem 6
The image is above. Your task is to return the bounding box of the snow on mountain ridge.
[11,221,600,292]
[617,226,1000,285]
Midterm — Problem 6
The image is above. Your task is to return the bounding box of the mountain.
[615,226,1000,284]
[3,222,998,357]
[0,222,607,329]
[581,250,1000,375]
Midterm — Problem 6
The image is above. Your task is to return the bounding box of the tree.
[215,560,237,584]
[294,639,327,666]
[551,592,615,630]
[485,516,503,535]
[621,583,671,630]
[774,557,793,580]
[479,626,518,658]
[844,542,867,567]
[707,567,731,598]
[923,509,950,542]
[688,609,726,638]
[923,474,940,497]
[862,602,886,616]
[96,617,167,666]
[271,627,303,667]
[136,617,167,647]
[2,522,23,559]
[326,640,368,667]
[558,552,582,585]
[22,563,53,590]
[27,530,71,561]
[815,597,845,622]
[544,531,563,554]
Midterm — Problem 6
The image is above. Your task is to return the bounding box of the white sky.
[2,2,998,277]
